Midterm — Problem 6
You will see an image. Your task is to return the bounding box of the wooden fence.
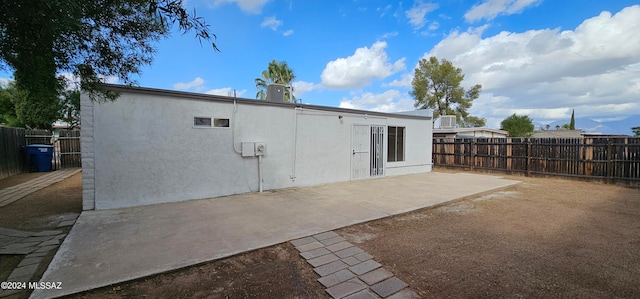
[25,130,53,145]
[56,130,81,168]
[25,129,81,170]
[0,126,27,179]
[0,127,81,179]
[433,137,640,184]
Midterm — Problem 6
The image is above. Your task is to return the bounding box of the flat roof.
[100,84,432,121]
[433,127,508,135]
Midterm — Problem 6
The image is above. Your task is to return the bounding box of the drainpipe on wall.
[231,99,242,154]
[258,155,263,192]
[290,107,299,182]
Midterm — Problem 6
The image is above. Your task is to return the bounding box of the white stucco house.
[432,115,508,138]
[81,84,433,210]
[432,127,509,138]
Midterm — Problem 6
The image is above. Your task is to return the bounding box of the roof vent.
[440,115,457,129]
[266,84,286,102]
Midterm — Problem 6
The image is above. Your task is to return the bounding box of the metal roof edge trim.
[99,84,432,120]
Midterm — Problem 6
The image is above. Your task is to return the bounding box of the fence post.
[470,138,476,170]
[506,138,512,171]
[606,138,613,183]
[526,138,531,177]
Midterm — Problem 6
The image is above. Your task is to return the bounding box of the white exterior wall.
[80,94,96,210]
[385,117,433,176]
[83,87,432,210]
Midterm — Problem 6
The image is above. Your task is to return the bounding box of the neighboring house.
[532,129,584,138]
[432,115,508,138]
[81,85,434,210]
[433,127,509,138]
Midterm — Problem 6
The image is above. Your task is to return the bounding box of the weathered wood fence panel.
[56,130,81,168]
[1,128,81,179]
[25,129,53,145]
[0,126,27,179]
[433,137,640,183]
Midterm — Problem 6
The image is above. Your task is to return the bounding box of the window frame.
[193,116,230,128]
[387,126,405,162]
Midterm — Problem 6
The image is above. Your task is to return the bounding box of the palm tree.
[255,60,296,102]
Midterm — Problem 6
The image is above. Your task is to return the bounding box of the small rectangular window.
[194,117,230,128]
[213,118,230,127]
[387,126,405,162]
[194,117,212,127]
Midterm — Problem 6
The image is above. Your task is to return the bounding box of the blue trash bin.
[24,144,54,172]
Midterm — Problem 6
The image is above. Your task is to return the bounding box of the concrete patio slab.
[32,171,520,298]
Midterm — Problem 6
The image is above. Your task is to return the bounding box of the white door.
[351,124,370,179]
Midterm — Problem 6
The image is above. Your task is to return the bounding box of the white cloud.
[428,21,440,31]
[261,16,282,31]
[173,77,205,90]
[261,16,292,36]
[0,77,12,87]
[57,72,118,90]
[339,90,415,113]
[211,0,270,14]
[380,31,398,39]
[383,73,413,88]
[292,81,321,98]
[405,1,439,30]
[378,4,392,17]
[206,88,247,97]
[321,41,406,89]
[464,0,542,22]
[173,77,245,98]
[426,5,640,126]
[103,76,119,84]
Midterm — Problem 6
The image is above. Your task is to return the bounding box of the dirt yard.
[2,170,639,298]
[340,174,640,298]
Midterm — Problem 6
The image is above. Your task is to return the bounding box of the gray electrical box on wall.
[241,142,267,157]
[255,143,267,156]
[241,142,255,157]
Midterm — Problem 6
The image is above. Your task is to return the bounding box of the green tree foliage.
[0,80,81,129]
[255,60,296,102]
[410,56,483,125]
[500,114,534,137]
[570,109,575,130]
[632,126,640,137]
[0,81,25,127]
[461,115,486,128]
[59,90,81,129]
[1,0,218,128]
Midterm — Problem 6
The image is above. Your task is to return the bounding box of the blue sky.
[2,0,640,131]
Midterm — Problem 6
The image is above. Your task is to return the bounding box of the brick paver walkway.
[0,169,81,298]
[291,231,419,299]
[0,168,80,208]
[0,213,79,298]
